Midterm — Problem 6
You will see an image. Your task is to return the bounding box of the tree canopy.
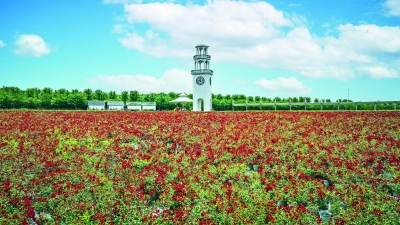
[2,86,387,111]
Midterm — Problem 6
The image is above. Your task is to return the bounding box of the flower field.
[0,111,399,224]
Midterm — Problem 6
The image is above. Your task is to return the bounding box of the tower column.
[191,44,213,112]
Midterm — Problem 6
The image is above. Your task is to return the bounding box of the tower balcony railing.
[193,55,211,60]
[191,69,213,75]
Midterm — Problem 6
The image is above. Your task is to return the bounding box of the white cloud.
[112,1,400,80]
[86,69,192,93]
[13,34,52,57]
[113,24,126,33]
[119,32,145,52]
[336,24,400,54]
[0,40,5,47]
[234,78,247,85]
[356,66,398,78]
[383,0,400,16]
[103,0,140,4]
[254,77,312,95]
[119,1,292,58]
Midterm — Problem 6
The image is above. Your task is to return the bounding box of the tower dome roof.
[196,44,209,48]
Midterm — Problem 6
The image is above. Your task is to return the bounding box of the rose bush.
[0,111,399,224]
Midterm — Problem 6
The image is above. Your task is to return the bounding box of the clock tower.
[191,44,213,111]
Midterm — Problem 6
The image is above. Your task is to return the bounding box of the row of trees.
[0,86,396,111]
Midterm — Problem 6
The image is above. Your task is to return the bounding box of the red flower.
[226,208,234,214]
[27,207,35,218]
[201,211,210,216]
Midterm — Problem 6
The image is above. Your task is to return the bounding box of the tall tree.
[53,92,69,109]
[83,88,93,100]
[40,93,53,109]
[108,91,117,100]
[121,91,128,105]
[68,92,87,110]
[42,87,53,94]
[0,91,13,109]
[238,94,246,100]
[25,88,40,98]
[168,92,178,100]
[94,89,106,100]
[145,93,156,102]
[57,88,69,96]
[129,90,139,102]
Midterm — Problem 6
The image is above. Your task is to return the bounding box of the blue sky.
[0,0,400,101]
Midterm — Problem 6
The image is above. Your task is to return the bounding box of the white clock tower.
[191,44,213,111]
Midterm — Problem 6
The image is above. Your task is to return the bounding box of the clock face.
[196,76,205,85]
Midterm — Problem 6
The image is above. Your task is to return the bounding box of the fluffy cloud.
[234,78,247,85]
[118,1,292,58]
[103,0,140,4]
[356,66,398,78]
[86,69,192,93]
[113,24,126,34]
[0,40,5,47]
[13,34,52,57]
[119,32,145,52]
[383,0,400,16]
[254,77,312,95]
[336,24,400,54]
[111,1,400,80]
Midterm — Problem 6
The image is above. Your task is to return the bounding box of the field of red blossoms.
[0,111,399,224]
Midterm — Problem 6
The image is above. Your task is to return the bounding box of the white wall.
[143,105,156,110]
[108,106,124,110]
[193,74,212,111]
[127,105,142,110]
[88,106,104,110]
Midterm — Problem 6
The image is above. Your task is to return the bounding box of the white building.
[142,102,156,110]
[126,102,142,111]
[88,100,105,110]
[108,101,124,110]
[191,44,213,111]
[126,102,156,111]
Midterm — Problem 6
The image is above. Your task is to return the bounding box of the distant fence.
[232,100,400,111]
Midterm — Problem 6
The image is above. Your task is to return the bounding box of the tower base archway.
[194,98,204,111]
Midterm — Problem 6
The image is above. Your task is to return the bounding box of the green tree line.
[0,86,396,111]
